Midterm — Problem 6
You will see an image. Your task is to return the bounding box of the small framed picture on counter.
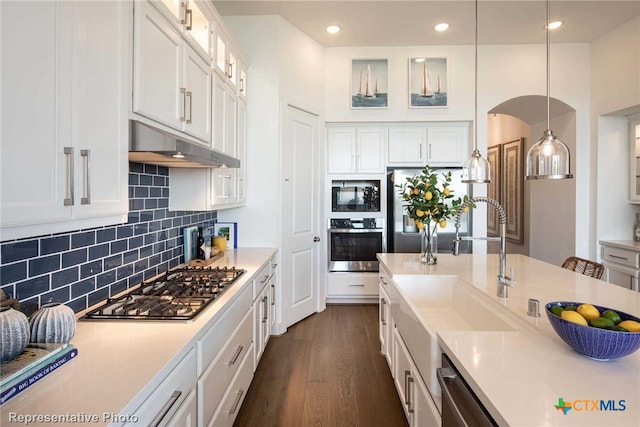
[214,222,238,249]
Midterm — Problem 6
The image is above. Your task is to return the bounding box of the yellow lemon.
[425,191,433,201]
[618,320,640,332]
[415,219,424,230]
[439,220,447,228]
[413,188,420,195]
[416,209,425,217]
[443,187,450,196]
[576,304,600,322]
[463,206,469,213]
[561,310,588,326]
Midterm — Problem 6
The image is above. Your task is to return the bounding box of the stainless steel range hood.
[129,120,240,168]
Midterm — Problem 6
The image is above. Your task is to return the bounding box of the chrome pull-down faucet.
[452,196,516,298]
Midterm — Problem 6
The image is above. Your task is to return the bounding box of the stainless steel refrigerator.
[387,168,473,254]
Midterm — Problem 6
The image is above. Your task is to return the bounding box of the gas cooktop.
[83,266,245,320]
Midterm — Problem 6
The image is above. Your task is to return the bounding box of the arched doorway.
[487,95,577,266]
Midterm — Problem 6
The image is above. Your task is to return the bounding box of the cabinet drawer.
[601,246,640,268]
[253,262,271,299]
[199,284,252,370]
[327,274,378,296]
[208,342,254,427]
[199,307,253,426]
[126,347,196,426]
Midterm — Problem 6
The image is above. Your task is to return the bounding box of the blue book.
[0,345,78,404]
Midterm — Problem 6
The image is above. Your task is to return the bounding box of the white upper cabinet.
[236,100,248,205]
[0,0,129,240]
[387,127,426,166]
[212,21,239,91]
[133,0,211,144]
[156,0,210,59]
[327,127,386,174]
[387,123,470,167]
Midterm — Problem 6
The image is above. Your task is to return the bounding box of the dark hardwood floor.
[234,304,408,427]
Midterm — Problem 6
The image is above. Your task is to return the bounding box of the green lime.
[602,310,622,325]
[612,325,629,332]
[550,306,564,317]
[590,317,615,329]
[564,305,578,311]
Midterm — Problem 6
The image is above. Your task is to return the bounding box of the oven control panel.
[329,218,384,230]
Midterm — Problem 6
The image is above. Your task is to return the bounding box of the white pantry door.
[281,104,321,328]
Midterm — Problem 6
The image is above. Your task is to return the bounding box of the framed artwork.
[408,57,448,108]
[486,145,501,237]
[214,222,238,249]
[502,138,524,243]
[351,59,388,109]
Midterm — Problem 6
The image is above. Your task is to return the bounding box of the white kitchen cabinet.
[327,127,386,174]
[628,121,640,203]
[252,261,272,370]
[393,328,441,427]
[387,123,470,167]
[125,347,197,426]
[326,273,379,301]
[133,0,211,143]
[379,269,393,367]
[212,21,239,91]
[156,0,210,58]
[212,73,238,156]
[269,258,278,334]
[236,100,248,205]
[166,388,197,427]
[238,59,248,102]
[0,0,129,240]
[600,241,640,291]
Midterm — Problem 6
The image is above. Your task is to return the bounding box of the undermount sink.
[390,276,522,404]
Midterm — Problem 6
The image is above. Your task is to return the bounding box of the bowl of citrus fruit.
[545,302,640,361]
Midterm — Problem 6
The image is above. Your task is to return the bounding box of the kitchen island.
[1,248,277,426]
[378,253,640,427]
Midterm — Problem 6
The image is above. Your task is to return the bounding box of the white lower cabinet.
[379,277,392,366]
[252,260,273,370]
[125,348,197,426]
[166,388,197,427]
[208,345,254,427]
[393,328,441,427]
[327,273,379,300]
[600,241,640,291]
[198,307,253,426]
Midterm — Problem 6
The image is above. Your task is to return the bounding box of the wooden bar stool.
[561,256,605,280]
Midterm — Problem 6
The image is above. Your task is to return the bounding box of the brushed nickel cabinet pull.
[228,389,244,415]
[228,345,243,366]
[262,296,268,322]
[184,8,192,30]
[380,298,386,325]
[149,390,182,427]
[240,77,245,92]
[185,91,192,124]
[404,370,410,406]
[64,147,74,206]
[271,283,275,306]
[80,149,90,205]
[179,87,186,121]
[407,376,415,413]
[348,283,365,287]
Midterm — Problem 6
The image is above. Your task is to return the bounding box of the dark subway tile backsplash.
[0,162,217,316]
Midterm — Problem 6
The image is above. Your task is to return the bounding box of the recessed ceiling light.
[434,23,450,32]
[546,21,563,30]
[326,25,341,34]
[414,58,426,63]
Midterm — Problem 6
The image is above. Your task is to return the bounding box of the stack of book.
[0,343,78,404]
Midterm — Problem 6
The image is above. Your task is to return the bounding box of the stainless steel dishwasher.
[437,354,498,427]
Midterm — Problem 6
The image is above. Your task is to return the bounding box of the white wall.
[592,15,640,255]
[218,15,325,247]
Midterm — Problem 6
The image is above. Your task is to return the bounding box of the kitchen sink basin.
[389,276,522,406]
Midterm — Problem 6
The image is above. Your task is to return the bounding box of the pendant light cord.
[546,0,550,130]
[474,0,478,152]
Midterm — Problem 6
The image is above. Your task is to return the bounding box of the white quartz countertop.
[378,253,640,427]
[599,239,640,251]
[1,248,277,426]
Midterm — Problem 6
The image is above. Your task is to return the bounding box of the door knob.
[313,236,321,242]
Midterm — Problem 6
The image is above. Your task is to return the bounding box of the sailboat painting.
[409,57,448,108]
[351,59,388,109]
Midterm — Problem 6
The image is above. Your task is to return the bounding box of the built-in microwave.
[331,179,381,213]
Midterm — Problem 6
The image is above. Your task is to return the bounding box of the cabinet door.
[183,42,211,142]
[226,91,238,157]
[214,25,230,80]
[426,125,469,166]
[388,128,426,165]
[183,0,210,57]
[212,74,227,154]
[393,328,412,421]
[357,128,386,173]
[211,168,236,208]
[238,60,248,101]
[133,0,183,130]
[237,100,247,204]
[167,388,197,427]
[327,128,357,173]
[72,0,129,219]
[379,283,391,364]
[1,1,71,227]
[413,367,442,427]
[269,269,277,333]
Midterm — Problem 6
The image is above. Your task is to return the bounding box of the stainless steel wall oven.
[328,218,385,272]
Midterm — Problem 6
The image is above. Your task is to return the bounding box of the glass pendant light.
[462,0,491,184]
[525,0,573,180]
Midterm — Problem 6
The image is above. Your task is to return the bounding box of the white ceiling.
[213,0,640,47]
